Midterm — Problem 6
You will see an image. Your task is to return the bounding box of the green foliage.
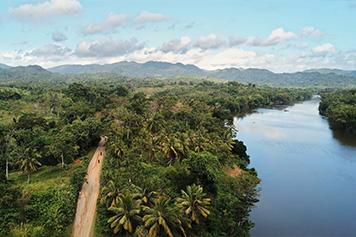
[176,184,211,225]
[0,87,22,100]
[0,184,22,235]
[107,194,142,234]
[25,186,76,235]
[319,90,356,134]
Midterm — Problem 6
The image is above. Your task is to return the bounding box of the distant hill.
[0,63,11,70]
[304,68,356,78]
[49,61,205,77]
[0,65,57,83]
[1,60,355,87]
[48,61,356,87]
[211,68,356,87]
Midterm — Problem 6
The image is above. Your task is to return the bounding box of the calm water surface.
[234,98,356,237]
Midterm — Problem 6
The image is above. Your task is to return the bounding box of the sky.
[0,0,355,72]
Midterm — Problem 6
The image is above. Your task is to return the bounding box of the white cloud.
[262,27,296,46]
[312,43,336,55]
[301,26,324,37]
[26,44,71,58]
[83,13,128,35]
[160,36,192,53]
[198,48,259,69]
[135,11,168,24]
[229,28,296,47]
[9,0,82,21]
[229,37,248,46]
[194,34,225,50]
[52,31,67,42]
[75,38,144,58]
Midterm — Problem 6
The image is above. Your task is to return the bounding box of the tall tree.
[101,179,122,207]
[20,150,41,183]
[107,194,142,234]
[176,184,211,224]
[143,197,184,237]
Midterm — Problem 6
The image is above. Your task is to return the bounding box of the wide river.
[234,97,356,237]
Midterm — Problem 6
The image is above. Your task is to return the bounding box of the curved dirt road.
[72,136,107,237]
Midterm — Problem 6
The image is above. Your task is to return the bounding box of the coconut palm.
[176,184,211,224]
[189,131,212,153]
[100,179,122,207]
[107,194,142,234]
[138,187,158,206]
[160,133,189,165]
[20,153,41,183]
[140,129,161,161]
[142,197,179,237]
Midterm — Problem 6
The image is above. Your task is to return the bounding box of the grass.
[9,148,96,192]
[9,164,79,192]
[0,99,51,125]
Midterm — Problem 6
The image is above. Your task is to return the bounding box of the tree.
[143,197,184,237]
[176,184,211,224]
[138,187,158,207]
[20,150,41,183]
[115,85,130,97]
[160,133,189,165]
[47,131,79,168]
[0,126,19,181]
[107,194,142,234]
[101,179,122,207]
[129,92,149,115]
[140,130,161,161]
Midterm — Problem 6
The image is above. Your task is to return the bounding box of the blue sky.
[0,0,355,72]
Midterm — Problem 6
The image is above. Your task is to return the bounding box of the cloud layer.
[83,14,128,35]
[75,38,144,57]
[135,11,168,24]
[229,28,296,47]
[10,0,82,21]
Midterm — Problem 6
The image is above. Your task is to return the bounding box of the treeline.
[319,89,356,134]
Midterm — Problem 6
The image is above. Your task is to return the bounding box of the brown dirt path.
[72,136,107,237]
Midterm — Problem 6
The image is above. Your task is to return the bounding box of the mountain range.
[0,61,355,87]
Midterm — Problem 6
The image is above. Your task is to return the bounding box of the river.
[234,97,356,237]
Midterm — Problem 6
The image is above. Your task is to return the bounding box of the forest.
[0,80,312,236]
[319,89,356,134]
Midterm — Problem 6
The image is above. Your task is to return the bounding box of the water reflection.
[235,98,356,237]
[332,129,356,147]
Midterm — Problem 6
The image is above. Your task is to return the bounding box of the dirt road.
[72,136,107,237]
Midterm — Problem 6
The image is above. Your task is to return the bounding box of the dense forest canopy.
[319,89,356,134]
[0,79,312,236]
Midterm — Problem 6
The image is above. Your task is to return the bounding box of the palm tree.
[189,131,212,153]
[143,197,183,237]
[138,187,158,206]
[100,179,122,207]
[139,129,161,161]
[160,133,189,165]
[20,155,41,183]
[176,184,211,225]
[107,194,142,234]
[146,113,165,134]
